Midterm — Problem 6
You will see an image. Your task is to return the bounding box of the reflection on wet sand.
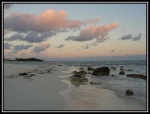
[69,86,99,109]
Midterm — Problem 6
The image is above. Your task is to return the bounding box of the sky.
[3,2,147,61]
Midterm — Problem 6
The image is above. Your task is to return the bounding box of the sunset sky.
[3,3,147,61]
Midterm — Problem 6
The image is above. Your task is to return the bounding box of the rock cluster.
[92,67,110,76]
[127,74,146,80]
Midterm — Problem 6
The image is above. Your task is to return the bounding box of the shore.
[4,63,67,110]
[3,62,146,111]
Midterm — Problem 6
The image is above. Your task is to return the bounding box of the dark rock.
[30,74,36,77]
[92,67,110,76]
[125,89,134,96]
[72,74,82,78]
[87,67,95,71]
[19,73,28,75]
[47,70,51,72]
[70,76,88,82]
[72,70,77,74]
[90,81,101,85]
[120,66,124,71]
[73,70,87,75]
[38,72,43,74]
[111,74,116,77]
[128,69,133,71]
[77,70,87,75]
[70,74,88,83]
[127,74,146,80]
[119,71,125,75]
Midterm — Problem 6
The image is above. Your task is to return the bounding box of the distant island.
[4,58,44,62]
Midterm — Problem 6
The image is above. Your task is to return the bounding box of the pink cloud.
[4,9,99,33]
[65,22,119,42]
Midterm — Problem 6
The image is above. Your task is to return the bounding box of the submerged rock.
[92,67,110,76]
[125,89,134,96]
[73,70,87,75]
[127,74,146,80]
[90,81,101,85]
[111,74,116,78]
[70,74,88,82]
[128,69,133,71]
[110,67,116,71]
[119,71,125,75]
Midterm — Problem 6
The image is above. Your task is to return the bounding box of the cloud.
[120,33,142,41]
[5,31,55,43]
[4,43,12,49]
[4,4,13,9]
[82,44,89,49]
[4,29,11,35]
[110,50,116,52]
[22,53,27,55]
[5,33,24,41]
[13,44,33,52]
[57,44,64,48]
[120,34,133,40]
[133,33,142,41]
[4,9,99,33]
[65,22,118,42]
[33,41,50,52]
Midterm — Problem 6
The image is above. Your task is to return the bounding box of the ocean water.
[4,60,147,106]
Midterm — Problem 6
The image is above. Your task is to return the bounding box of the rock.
[72,70,77,74]
[88,72,91,74]
[79,67,84,70]
[29,74,36,77]
[47,70,51,72]
[127,74,146,80]
[87,67,95,71]
[72,74,82,78]
[80,78,88,82]
[70,73,88,83]
[125,89,134,96]
[58,65,62,66]
[92,67,110,76]
[73,70,87,75]
[120,66,124,71]
[19,73,28,75]
[90,81,101,85]
[110,67,116,71]
[111,74,116,78]
[128,69,133,71]
[38,72,43,74]
[119,71,125,75]
[70,76,88,82]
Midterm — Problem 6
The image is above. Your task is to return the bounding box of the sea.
[4,60,147,106]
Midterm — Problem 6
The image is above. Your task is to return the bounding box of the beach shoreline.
[3,62,147,111]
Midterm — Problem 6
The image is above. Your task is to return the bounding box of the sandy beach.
[3,62,147,111]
